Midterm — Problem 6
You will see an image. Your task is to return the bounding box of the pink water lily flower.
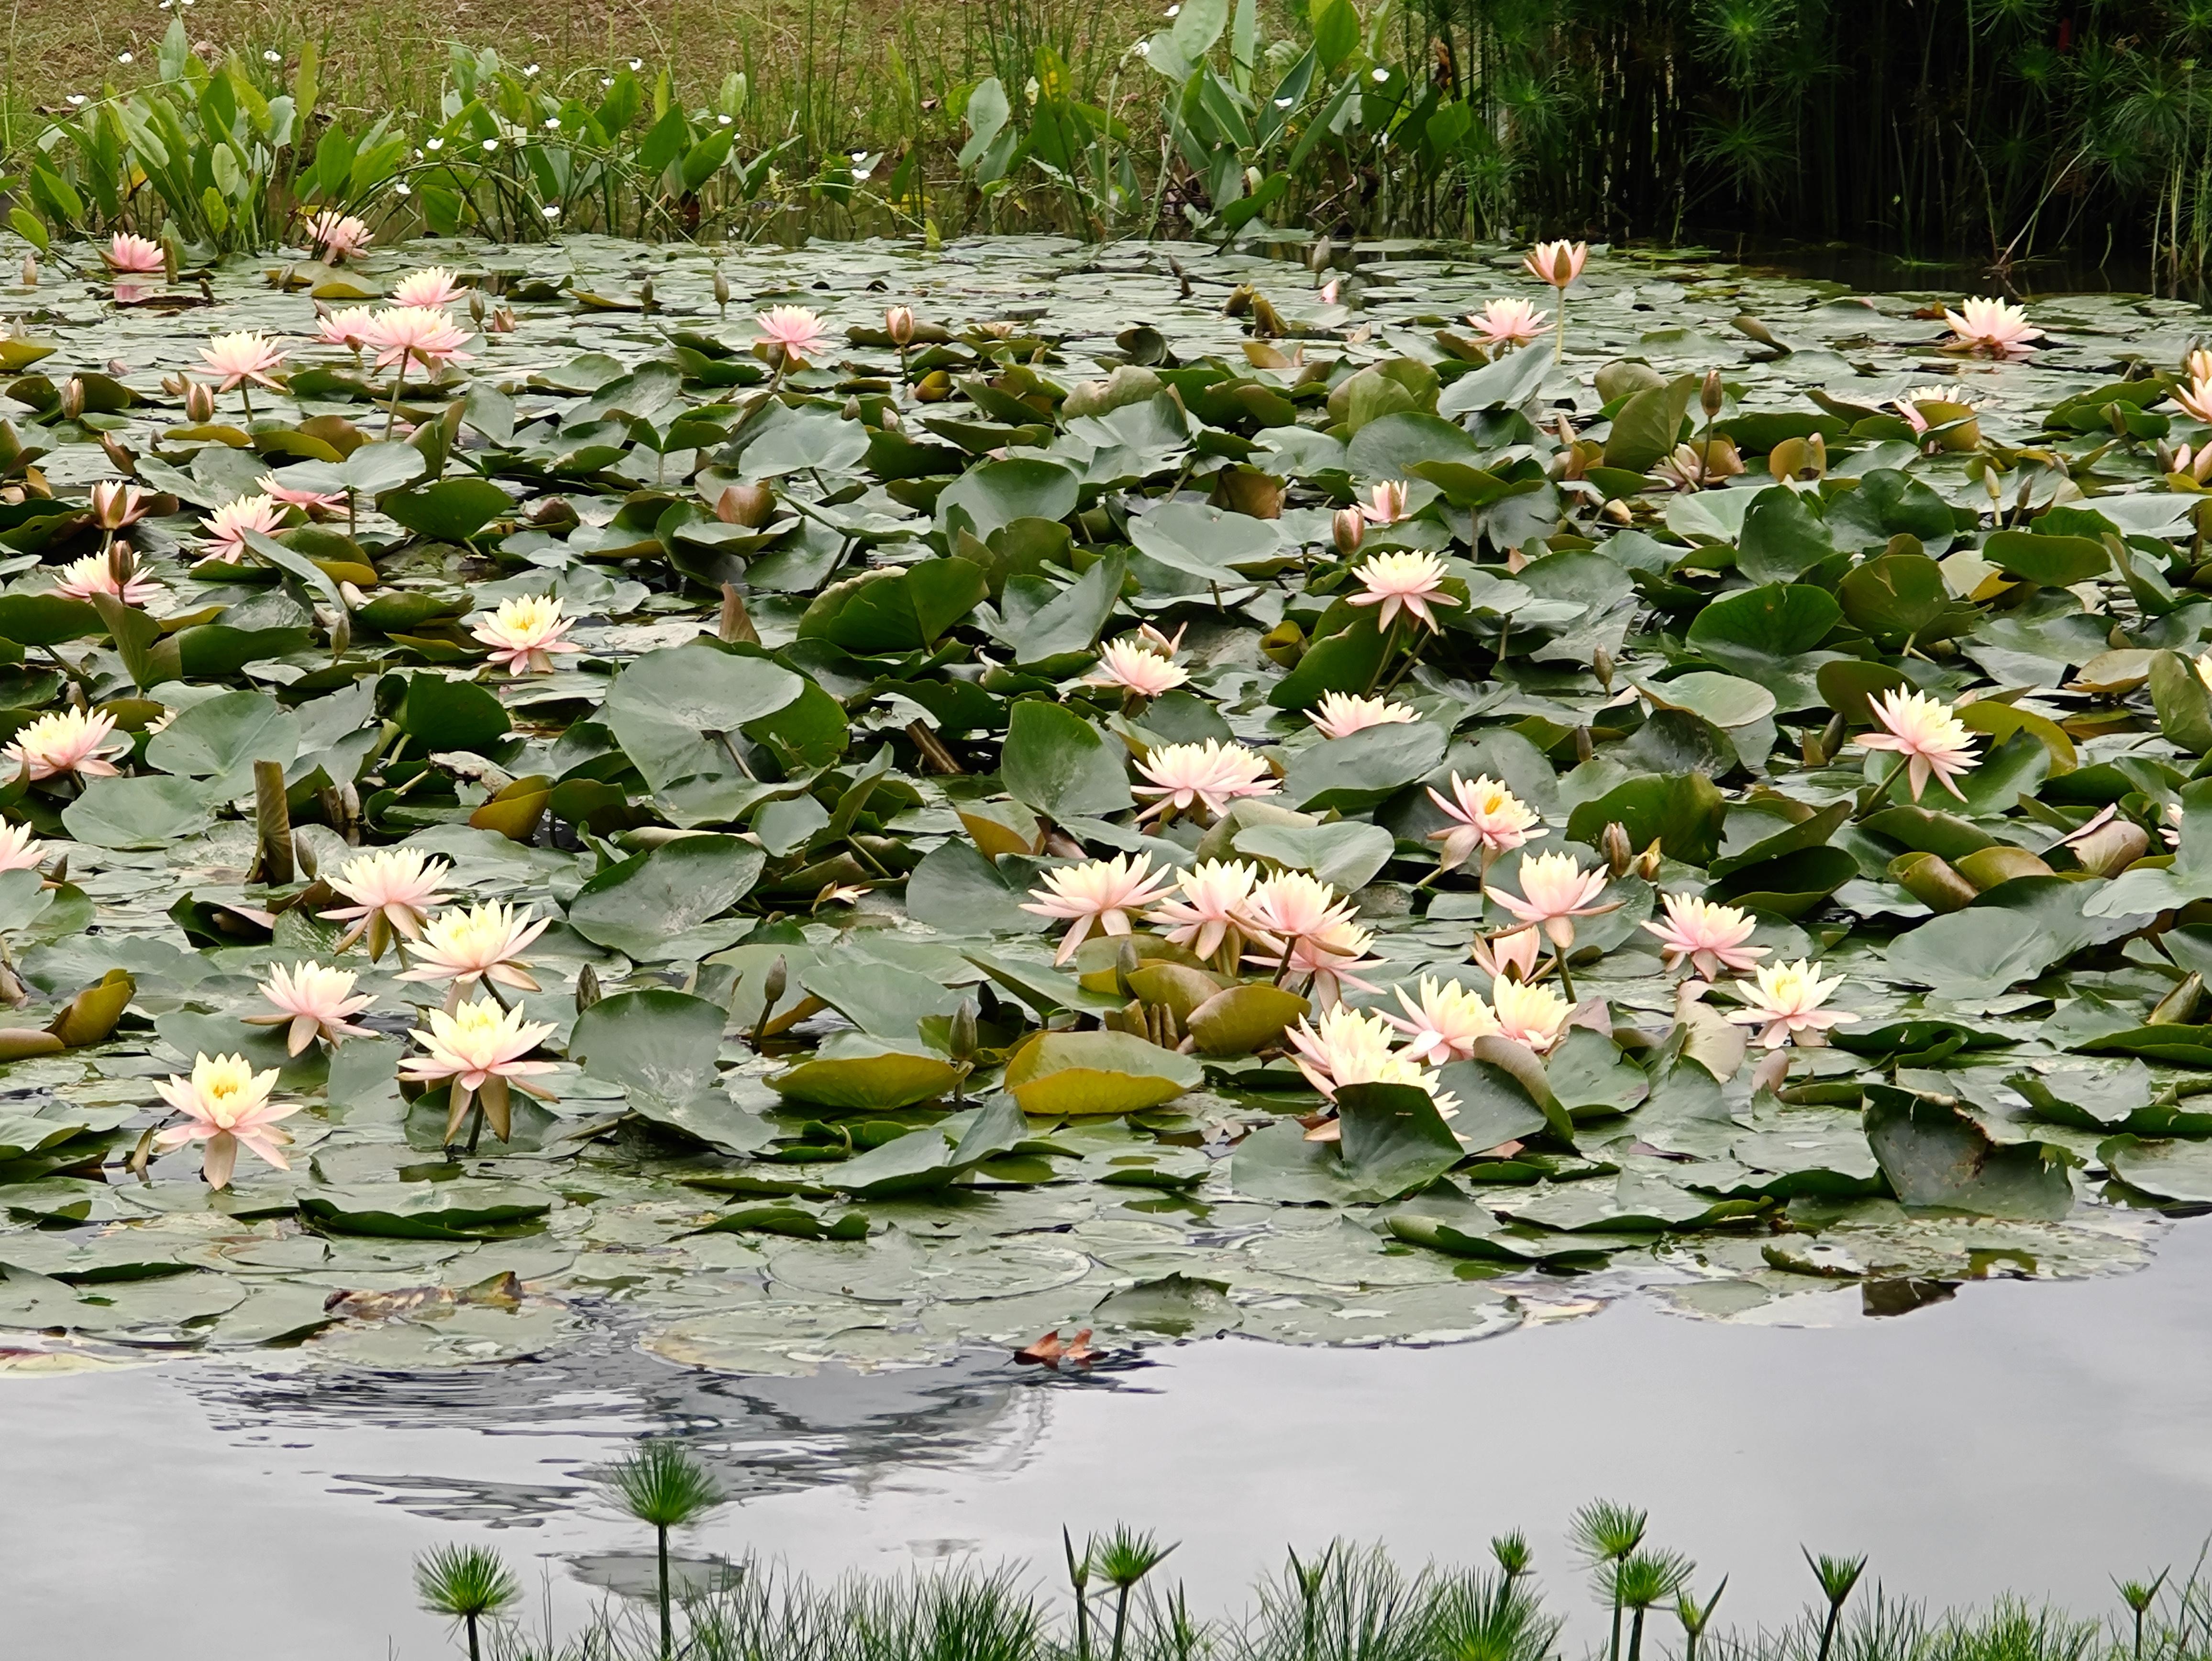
[1491,974,1570,1053]
[1943,296,2042,359]
[363,305,473,373]
[316,305,379,352]
[395,900,551,998]
[1385,976,1500,1065]
[1360,481,1409,526]
[306,210,373,263]
[1021,852,1176,964]
[1725,959,1856,1049]
[199,330,287,391]
[4,708,124,782]
[1493,850,1617,949]
[246,961,376,1054]
[1469,297,1548,348]
[1147,858,1261,962]
[1133,739,1278,824]
[1277,916,1386,1009]
[1237,870,1357,958]
[90,480,151,531]
[106,233,165,275]
[200,493,288,562]
[258,474,348,517]
[1893,384,1978,437]
[470,595,581,675]
[2174,377,2212,425]
[1642,894,1767,979]
[1284,1005,1438,1102]
[1349,550,1459,633]
[389,266,466,308]
[0,819,50,871]
[1427,774,1544,875]
[756,305,830,366]
[400,997,561,1136]
[1086,636,1190,698]
[1853,687,1980,802]
[322,847,456,956]
[53,551,166,609]
[1471,926,1544,982]
[153,1052,299,1188]
[1524,240,1589,288]
[1309,692,1418,739]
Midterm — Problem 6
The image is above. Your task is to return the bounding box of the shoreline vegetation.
[10,2,2212,267]
[409,1471,2212,1661]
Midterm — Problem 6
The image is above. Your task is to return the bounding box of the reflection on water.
[1637,233,2212,304]
[184,1338,1153,1528]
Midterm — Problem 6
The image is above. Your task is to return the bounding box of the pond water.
[12,1228,2212,1658]
[9,221,2212,1656]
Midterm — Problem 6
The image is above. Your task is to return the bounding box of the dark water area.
[1653,234,2212,307]
[11,1228,2212,1658]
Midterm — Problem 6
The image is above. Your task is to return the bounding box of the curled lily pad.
[770,1033,961,1112]
[1002,1030,1202,1116]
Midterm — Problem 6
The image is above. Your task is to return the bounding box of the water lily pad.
[1002,1030,1202,1115]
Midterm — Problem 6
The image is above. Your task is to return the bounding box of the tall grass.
[458,1537,2212,1661]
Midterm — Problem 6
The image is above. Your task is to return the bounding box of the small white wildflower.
[481,138,498,152]
[1371,67,1389,82]
[263,49,279,62]
[628,57,642,69]
[544,117,560,129]
[427,137,443,150]
[717,113,733,125]
[118,52,134,64]
[524,63,540,76]
[542,204,561,219]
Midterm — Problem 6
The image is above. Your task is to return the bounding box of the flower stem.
[385,355,409,437]
[1852,754,1912,821]
[1553,938,1577,1003]
[1553,292,1567,365]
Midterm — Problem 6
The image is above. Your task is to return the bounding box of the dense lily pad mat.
[0,231,2210,1377]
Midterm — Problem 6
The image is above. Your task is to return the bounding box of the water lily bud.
[1332,506,1365,557]
[1819,712,1846,763]
[575,963,602,1013]
[1592,647,1613,692]
[1573,724,1594,763]
[2152,972,2206,1026]
[469,292,486,326]
[949,997,977,1062]
[107,542,136,591]
[1307,234,1333,274]
[885,304,915,346]
[1700,369,1724,420]
[1114,937,1141,999]
[99,433,136,476]
[1632,838,1663,880]
[761,953,788,1015]
[879,403,901,432]
[160,372,190,400]
[2071,817,2149,877]
[19,254,34,288]
[1600,821,1632,876]
[327,606,352,656]
[713,268,731,312]
[58,378,84,421]
[1890,851,1976,913]
[185,380,216,424]
[638,276,655,313]
[716,481,774,527]
[91,479,143,530]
